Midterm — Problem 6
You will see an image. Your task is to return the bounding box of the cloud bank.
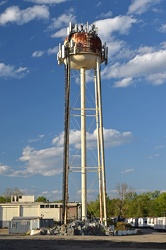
[0,128,133,177]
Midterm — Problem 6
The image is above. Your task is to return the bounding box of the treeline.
[1,184,166,219]
[88,183,166,219]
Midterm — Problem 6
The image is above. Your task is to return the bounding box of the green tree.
[145,191,160,217]
[52,200,63,203]
[88,186,162,219]
[155,192,166,216]
[35,196,48,202]
[87,198,100,218]
[0,196,10,203]
[87,194,111,219]
[123,192,138,218]
[136,193,150,217]
[110,198,122,217]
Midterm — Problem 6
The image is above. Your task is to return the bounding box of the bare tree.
[115,182,134,218]
[3,187,24,199]
[116,183,134,201]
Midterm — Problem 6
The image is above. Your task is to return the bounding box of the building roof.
[12,216,40,220]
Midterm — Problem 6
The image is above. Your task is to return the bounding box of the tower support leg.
[96,57,107,227]
[80,67,87,221]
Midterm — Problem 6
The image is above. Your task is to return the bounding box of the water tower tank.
[57,23,108,70]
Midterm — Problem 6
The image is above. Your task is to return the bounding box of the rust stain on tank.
[65,32,102,54]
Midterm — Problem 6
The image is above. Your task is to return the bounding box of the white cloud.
[52,128,133,149]
[0,128,133,178]
[31,47,58,57]
[41,189,62,200]
[155,145,164,149]
[159,23,166,33]
[96,2,102,7]
[49,9,76,30]
[96,16,137,41]
[107,40,125,57]
[0,165,13,175]
[47,46,58,55]
[128,0,161,15]
[32,50,44,57]
[147,72,166,85]
[115,46,136,60]
[0,5,49,25]
[50,9,76,38]
[99,11,112,18]
[18,146,63,176]
[52,132,64,146]
[145,155,153,159]
[145,153,160,159]
[103,49,166,86]
[104,129,133,147]
[51,27,67,38]
[52,16,137,40]
[121,168,134,174]
[28,134,45,143]
[0,1,7,6]
[137,45,155,54]
[27,0,67,4]
[16,67,28,73]
[0,62,29,78]
[160,42,166,49]
[113,78,133,88]
[127,50,166,75]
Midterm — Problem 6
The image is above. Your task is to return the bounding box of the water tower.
[57,22,108,226]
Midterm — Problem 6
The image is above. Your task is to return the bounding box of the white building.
[147,217,155,228]
[11,195,35,203]
[138,217,148,227]
[0,196,81,228]
[127,218,138,227]
[154,217,166,230]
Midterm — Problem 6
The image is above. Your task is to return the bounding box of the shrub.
[115,222,132,230]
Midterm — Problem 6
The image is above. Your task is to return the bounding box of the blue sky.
[0,0,166,201]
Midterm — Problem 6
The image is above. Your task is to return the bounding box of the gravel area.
[0,228,166,249]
